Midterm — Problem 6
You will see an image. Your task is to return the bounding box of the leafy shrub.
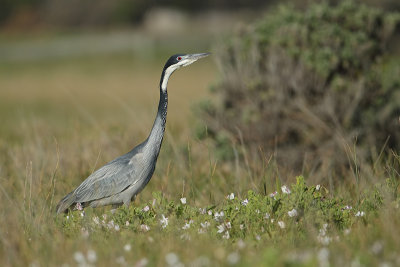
[199,1,400,180]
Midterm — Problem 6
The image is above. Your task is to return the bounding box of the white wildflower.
[269,191,278,198]
[227,193,235,200]
[317,248,330,267]
[182,222,191,230]
[73,251,85,264]
[199,208,206,214]
[125,221,130,226]
[102,214,107,220]
[255,235,261,241]
[116,256,126,265]
[278,221,286,229]
[201,221,210,228]
[342,205,352,210]
[217,224,225,233]
[92,216,100,225]
[208,210,213,216]
[142,205,150,212]
[316,184,321,191]
[281,185,291,194]
[80,211,85,217]
[66,215,69,220]
[165,252,180,266]
[214,211,224,221]
[140,224,150,232]
[124,244,131,252]
[160,214,169,229]
[114,224,120,231]
[227,252,240,265]
[222,231,230,239]
[270,219,274,223]
[355,211,365,217]
[225,222,232,229]
[255,209,260,214]
[241,199,249,206]
[87,249,97,263]
[75,202,83,211]
[180,197,187,204]
[264,213,270,219]
[240,224,245,230]
[288,208,298,217]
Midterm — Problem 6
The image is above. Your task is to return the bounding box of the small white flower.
[214,211,224,221]
[66,215,69,220]
[270,219,274,223]
[355,211,365,217]
[102,214,107,220]
[80,211,85,217]
[222,231,230,239]
[240,224,244,230]
[124,244,132,252]
[227,193,235,200]
[227,252,240,265]
[93,216,100,225]
[269,191,277,198]
[264,213,270,219]
[316,184,321,191]
[180,197,187,204]
[87,249,97,263]
[73,251,85,264]
[182,223,191,230]
[143,205,150,212]
[217,224,225,233]
[160,214,169,229]
[140,224,150,232]
[114,224,120,231]
[165,252,179,266]
[281,185,291,194]
[201,221,210,228]
[75,202,83,211]
[255,235,261,241]
[225,222,232,229]
[125,221,130,226]
[199,208,206,214]
[208,210,213,216]
[342,205,352,210]
[278,221,286,229]
[255,209,260,214]
[241,199,249,206]
[288,208,298,217]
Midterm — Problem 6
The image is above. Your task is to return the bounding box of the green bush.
[200,1,400,180]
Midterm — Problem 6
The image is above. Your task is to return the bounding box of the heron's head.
[160,53,210,90]
[163,53,210,73]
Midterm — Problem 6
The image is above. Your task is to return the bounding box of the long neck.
[145,68,171,156]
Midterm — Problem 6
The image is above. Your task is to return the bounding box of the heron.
[56,53,210,214]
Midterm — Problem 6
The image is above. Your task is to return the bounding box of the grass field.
[0,32,400,266]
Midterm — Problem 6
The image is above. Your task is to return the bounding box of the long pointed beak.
[187,53,211,60]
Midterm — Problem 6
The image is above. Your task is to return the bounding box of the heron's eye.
[177,56,182,61]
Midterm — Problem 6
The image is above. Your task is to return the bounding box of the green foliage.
[58,176,400,266]
[200,1,400,179]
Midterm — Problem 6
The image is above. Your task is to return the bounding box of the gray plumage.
[56,53,209,214]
